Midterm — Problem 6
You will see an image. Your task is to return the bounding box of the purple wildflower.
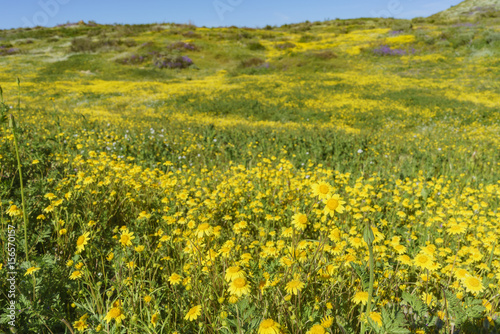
[390,30,404,35]
[373,45,407,56]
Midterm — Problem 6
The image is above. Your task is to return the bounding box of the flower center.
[228,266,240,274]
[110,308,122,318]
[298,215,308,224]
[469,278,480,287]
[310,325,325,334]
[261,319,275,328]
[198,223,209,231]
[319,185,329,194]
[233,278,246,288]
[418,255,428,263]
[327,198,339,210]
[77,236,85,246]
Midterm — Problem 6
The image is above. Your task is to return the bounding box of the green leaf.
[444,290,467,326]
[363,224,375,245]
[402,292,427,317]
[336,315,354,334]
[464,297,485,319]
[381,305,410,334]
[350,262,369,291]
[9,114,16,129]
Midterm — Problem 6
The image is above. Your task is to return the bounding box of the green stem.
[361,222,375,334]
[366,243,374,322]
[235,305,242,334]
[16,79,28,262]
[360,244,375,334]
[32,276,36,301]
[487,243,496,271]
[10,114,29,262]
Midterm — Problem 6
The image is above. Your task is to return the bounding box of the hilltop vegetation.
[430,0,500,20]
[0,8,499,334]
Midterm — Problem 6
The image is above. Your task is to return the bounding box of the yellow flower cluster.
[1,18,499,333]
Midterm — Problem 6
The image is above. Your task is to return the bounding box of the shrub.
[478,7,500,18]
[121,39,137,47]
[391,21,413,32]
[275,42,296,50]
[167,41,198,51]
[239,57,266,68]
[182,31,201,38]
[372,45,410,56]
[55,22,80,28]
[411,17,426,24]
[139,41,155,49]
[87,28,105,38]
[298,34,321,43]
[150,25,165,32]
[0,46,21,56]
[247,41,266,50]
[310,49,337,60]
[116,54,147,65]
[485,31,500,45]
[153,54,194,69]
[414,30,431,45]
[113,24,145,38]
[70,37,99,52]
[69,37,136,53]
[450,32,474,48]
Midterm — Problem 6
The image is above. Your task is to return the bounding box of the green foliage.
[402,292,427,317]
[247,41,266,51]
[485,30,500,45]
[221,299,261,333]
[0,14,499,334]
[444,290,486,328]
[369,306,409,334]
[390,21,413,32]
[0,85,8,125]
[298,34,321,43]
[69,36,136,53]
[239,57,266,68]
[350,263,369,291]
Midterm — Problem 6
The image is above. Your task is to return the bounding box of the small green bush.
[310,49,337,60]
[450,32,474,48]
[275,42,296,50]
[247,41,266,50]
[298,34,321,43]
[391,21,413,32]
[239,57,266,68]
[485,31,500,45]
[69,37,136,53]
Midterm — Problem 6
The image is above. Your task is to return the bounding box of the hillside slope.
[431,0,500,19]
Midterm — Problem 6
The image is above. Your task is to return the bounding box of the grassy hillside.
[0,13,499,334]
[431,0,500,20]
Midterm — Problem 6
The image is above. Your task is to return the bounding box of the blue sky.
[1,0,462,30]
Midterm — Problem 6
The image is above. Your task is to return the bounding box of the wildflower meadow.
[0,10,499,334]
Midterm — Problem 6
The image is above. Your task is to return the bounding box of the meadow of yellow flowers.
[0,15,499,334]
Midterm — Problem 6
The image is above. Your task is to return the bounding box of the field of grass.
[0,12,499,334]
